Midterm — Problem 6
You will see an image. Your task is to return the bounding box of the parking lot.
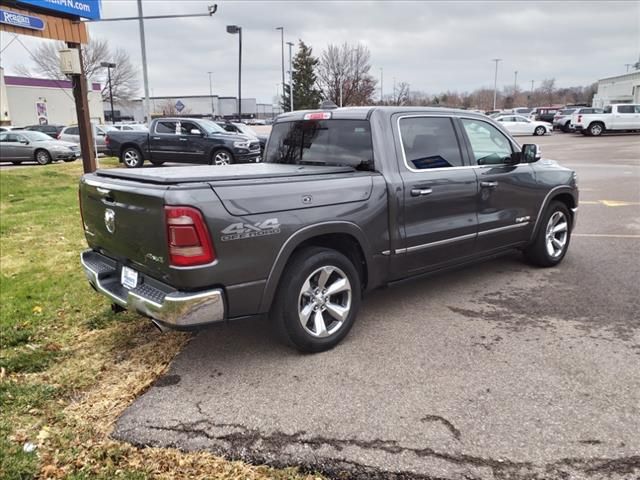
[107,133,640,479]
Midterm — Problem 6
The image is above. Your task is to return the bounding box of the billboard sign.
[17,0,101,20]
[0,9,45,30]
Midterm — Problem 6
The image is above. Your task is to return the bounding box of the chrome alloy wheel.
[123,149,140,167]
[545,211,568,258]
[214,151,231,165]
[298,266,352,338]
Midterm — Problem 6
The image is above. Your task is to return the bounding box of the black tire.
[534,126,546,136]
[121,147,144,168]
[35,149,52,165]
[271,246,362,353]
[210,149,234,166]
[150,160,165,166]
[588,122,604,137]
[524,201,572,268]
[562,122,571,133]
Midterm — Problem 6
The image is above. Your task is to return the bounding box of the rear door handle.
[179,138,188,141]
[411,188,433,197]
[480,181,499,188]
[152,136,160,140]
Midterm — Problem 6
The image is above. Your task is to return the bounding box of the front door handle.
[152,137,160,140]
[480,181,499,188]
[411,188,433,197]
[179,138,188,141]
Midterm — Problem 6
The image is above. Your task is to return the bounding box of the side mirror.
[521,144,542,163]
[20,139,29,145]
[190,129,202,136]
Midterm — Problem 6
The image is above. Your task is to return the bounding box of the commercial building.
[592,71,640,108]
[0,68,104,126]
[104,95,283,123]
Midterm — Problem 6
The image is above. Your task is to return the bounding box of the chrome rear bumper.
[81,250,225,329]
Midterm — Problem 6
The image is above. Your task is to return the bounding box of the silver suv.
[59,124,117,154]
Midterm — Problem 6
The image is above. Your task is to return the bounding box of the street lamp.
[275,27,285,103]
[491,58,502,110]
[207,71,214,117]
[286,41,294,111]
[227,25,242,122]
[100,61,116,123]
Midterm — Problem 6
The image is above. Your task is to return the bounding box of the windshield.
[233,122,257,137]
[196,119,226,134]
[264,119,374,170]
[560,109,576,115]
[22,131,52,142]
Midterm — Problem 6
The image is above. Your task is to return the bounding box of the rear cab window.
[264,119,374,170]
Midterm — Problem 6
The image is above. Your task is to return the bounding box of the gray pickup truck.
[79,107,578,352]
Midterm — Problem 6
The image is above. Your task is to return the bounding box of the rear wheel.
[121,147,144,168]
[35,149,51,165]
[210,149,233,166]
[271,247,361,353]
[524,201,571,267]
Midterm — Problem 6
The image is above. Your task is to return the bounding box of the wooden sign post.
[0,2,97,172]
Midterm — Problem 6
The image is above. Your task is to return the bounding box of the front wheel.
[272,247,361,353]
[534,126,546,136]
[589,123,604,136]
[121,147,144,168]
[210,149,233,166]
[524,201,571,267]
[35,149,52,165]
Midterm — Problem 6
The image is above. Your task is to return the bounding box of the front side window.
[66,127,79,135]
[515,116,530,123]
[617,105,634,114]
[603,106,612,114]
[461,118,513,165]
[265,119,374,170]
[399,117,463,170]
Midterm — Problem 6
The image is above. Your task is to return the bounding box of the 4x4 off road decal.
[221,218,281,241]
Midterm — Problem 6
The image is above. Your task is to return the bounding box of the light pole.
[276,27,285,102]
[380,67,383,104]
[207,71,214,117]
[492,58,502,110]
[287,41,294,111]
[227,25,242,122]
[88,2,218,123]
[514,70,518,92]
[100,61,116,123]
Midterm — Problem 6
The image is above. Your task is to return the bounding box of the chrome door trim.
[395,232,477,254]
[477,222,529,237]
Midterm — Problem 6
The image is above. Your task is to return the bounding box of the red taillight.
[165,206,215,267]
[105,135,110,145]
[303,112,332,120]
[577,115,582,123]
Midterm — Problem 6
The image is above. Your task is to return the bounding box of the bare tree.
[15,38,139,103]
[317,43,377,106]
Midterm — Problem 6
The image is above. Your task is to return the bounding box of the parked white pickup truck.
[573,104,640,136]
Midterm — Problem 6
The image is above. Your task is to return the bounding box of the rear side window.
[155,121,177,134]
[398,117,463,170]
[65,127,79,135]
[264,119,374,170]
[617,105,634,114]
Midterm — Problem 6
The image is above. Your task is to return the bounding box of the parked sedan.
[494,115,552,136]
[0,130,80,165]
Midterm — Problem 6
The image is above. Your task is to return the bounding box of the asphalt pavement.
[113,132,640,479]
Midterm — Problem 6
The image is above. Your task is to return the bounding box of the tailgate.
[80,175,170,277]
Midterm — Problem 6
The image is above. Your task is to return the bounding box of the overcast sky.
[1,0,638,103]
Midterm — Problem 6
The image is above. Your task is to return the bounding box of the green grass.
[0,160,318,480]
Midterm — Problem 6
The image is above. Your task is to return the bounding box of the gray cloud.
[1,0,638,103]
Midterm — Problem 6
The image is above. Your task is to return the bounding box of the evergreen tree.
[281,40,323,111]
